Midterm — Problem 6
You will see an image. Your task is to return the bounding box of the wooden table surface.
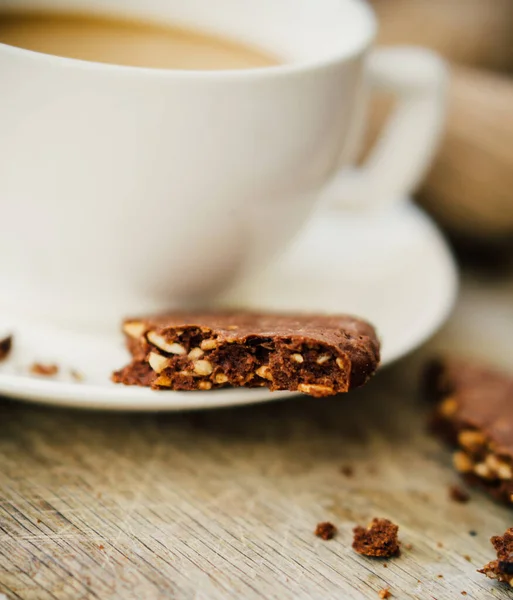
[1,269,512,600]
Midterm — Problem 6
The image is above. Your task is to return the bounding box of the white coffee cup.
[0,0,447,331]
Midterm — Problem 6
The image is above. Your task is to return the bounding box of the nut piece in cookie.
[478,528,513,586]
[0,335,12,362]
[113,311,380,396]
[352,518,400,558]
[425,358,513,505]
[315,522,337,541]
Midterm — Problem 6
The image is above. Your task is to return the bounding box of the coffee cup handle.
[324,46,448,210]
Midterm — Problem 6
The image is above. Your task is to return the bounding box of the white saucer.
[0,200,457,411]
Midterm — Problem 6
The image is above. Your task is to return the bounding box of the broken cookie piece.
[352,518,400,558]
[425,358,513,504]
[0,335,12,362]
[113,311,380,396]
[478,528,513,587]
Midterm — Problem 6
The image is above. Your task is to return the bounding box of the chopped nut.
[458,429,486,450]
[453,451,474,473]
[291,353,304,363]
[297,383,334,396]
[486,455,512,480]
[30,363,59,377]
[123,321,146,339]
[336,357,346,370]
[147,331,186,355]
[193,360,213,376]
[148,352,170,374]
[198,381,212,390]
[200,339,217,351]
[0,335,13,362]
[316,354,331,365]
[215,373,229,384]
[188,347,204,361]
[154,374,172,387]
[439,396,458,418]
[256,365,273,380]
[178,370,193,376]
[474,462,492,479]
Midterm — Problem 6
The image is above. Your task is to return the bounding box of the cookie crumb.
[437,574,444,579]
[36,518,41,524]
[404,543,413,550]
[479,527,513,587]
[378,588,391,599]
[0,335,12,361]
[315,522,337,540]
[464,555,471,562]
[30,363,59,377]
[98,544,105,550]
[469,530,477,537]
[353,518,400,558]
[437,542,444,548]
[70,369,84,382]
[461,592,467,596]
[341,465,354,477]
[449,484,470,503]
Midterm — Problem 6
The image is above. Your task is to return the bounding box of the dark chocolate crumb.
[469,530,477,537]
[0,335,12,361]
[341,465,354,477]
[353,518,400,558]
[378,588,391,599]
[30,363,59,377]
[315,522,337,541]
[449,485,470,503]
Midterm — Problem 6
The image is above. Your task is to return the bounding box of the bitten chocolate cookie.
[479,528,513,587]
[425,358,513,504]
[112,311,380,396]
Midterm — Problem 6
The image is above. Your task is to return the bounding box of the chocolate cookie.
[113,311,380,397]
[425,358,513,504]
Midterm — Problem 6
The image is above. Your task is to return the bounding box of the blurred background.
[365,0,513,369]
[367,0,513,264]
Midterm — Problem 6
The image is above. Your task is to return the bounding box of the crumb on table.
[378,588,391,599]
[352,518,400,558]
[315,522,337,541]
[449,484,470,503]
[0,335,13,361]
[30,363,59,377]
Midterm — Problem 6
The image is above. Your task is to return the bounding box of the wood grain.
[1,272,513,599]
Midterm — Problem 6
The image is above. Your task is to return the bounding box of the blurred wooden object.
[363,66,513,240]
[370,0,513,72]
[419,66,513,240]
